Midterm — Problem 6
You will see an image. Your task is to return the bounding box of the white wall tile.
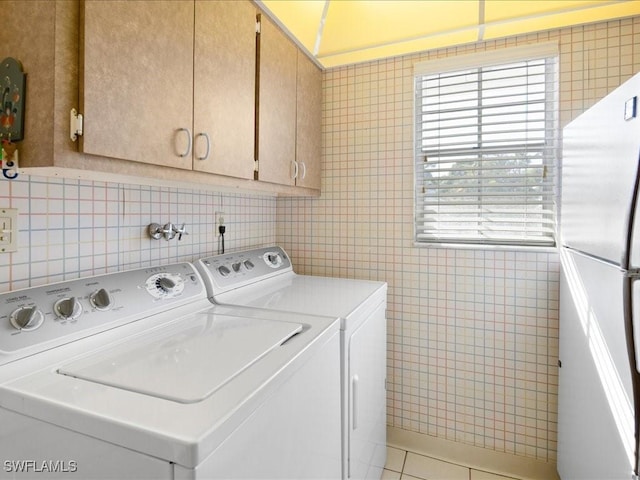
[1,176,276,292]
[277,15,640,463]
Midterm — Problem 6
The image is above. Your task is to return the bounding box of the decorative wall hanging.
[1,142,18,179]
[1,57,25,142]
[1,57,25,180]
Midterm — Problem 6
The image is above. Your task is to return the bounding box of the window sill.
[412,241,558,254]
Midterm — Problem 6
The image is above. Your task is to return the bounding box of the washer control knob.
[10,306,44,331]
[243,260,254,270]
[157,276,176,293]
[218,265,231,277]
[90,288,112,311]
[54,297,83,320]
[145,273,185,298]
[232,262,242,273]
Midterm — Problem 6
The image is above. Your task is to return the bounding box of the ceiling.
[256,0,640,68]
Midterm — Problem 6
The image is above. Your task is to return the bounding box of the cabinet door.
[81,0,194,169]
[193,0,255,179]
[295,52,322,190]
[1,1,56,168]
[256,14,297,186]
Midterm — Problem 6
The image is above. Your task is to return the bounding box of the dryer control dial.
[145,273,185,298]
[54,297,83,320]
[263,251,283,268]
[10,306,44,331]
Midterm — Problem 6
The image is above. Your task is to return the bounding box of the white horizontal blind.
[414,48,559,246]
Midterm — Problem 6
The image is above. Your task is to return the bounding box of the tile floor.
[383,447,519,480]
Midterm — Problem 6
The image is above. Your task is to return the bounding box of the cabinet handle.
[300,161,307,180]
[292,161,299,179]
[196,132,211,161]
[177,127,192,158]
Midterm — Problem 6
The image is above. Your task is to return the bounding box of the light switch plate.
[0,208,18,253]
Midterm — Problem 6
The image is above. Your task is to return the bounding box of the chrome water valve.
[148,223,189,241]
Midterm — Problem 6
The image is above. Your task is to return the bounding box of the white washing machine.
[196,246,388,480]
[0,262,341,479]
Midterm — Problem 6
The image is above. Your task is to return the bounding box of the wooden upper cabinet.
[193,0,255,179]
[256,14,297,186]
[81,0,256,179]
[79,1,319,193]
[81,0,194,169]
[257,16,322,190]
[295,51,322,190]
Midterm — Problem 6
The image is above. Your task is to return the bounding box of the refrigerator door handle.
[623,276,640,475]
[622,154,640,270]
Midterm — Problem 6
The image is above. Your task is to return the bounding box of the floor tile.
[403,452,469,480]
[400,475,425,480]
[470,470,518,480]
[382,468,402,480]
[385,446,407,472]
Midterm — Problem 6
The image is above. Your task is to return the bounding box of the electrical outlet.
[215,211,226,236]
[0,208,18,253]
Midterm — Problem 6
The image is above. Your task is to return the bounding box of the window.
[414,44,559,247]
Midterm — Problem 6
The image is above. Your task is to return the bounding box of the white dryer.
[197,246,388,480]
[0,263,341,479]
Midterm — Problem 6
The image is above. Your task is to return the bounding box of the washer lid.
[57,314,302,404]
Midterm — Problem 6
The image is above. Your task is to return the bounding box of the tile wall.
[0,175,276,293]
[277,16,640,463]
[2,13,639,468]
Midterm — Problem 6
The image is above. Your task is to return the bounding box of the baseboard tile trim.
[387,427,560,480]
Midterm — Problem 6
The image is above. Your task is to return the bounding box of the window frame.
[413,43,560,248]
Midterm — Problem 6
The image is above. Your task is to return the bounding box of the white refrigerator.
[559,72,640,479]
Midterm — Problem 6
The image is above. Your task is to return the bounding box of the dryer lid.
[217,274,386,320]
[57,313,302,403]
